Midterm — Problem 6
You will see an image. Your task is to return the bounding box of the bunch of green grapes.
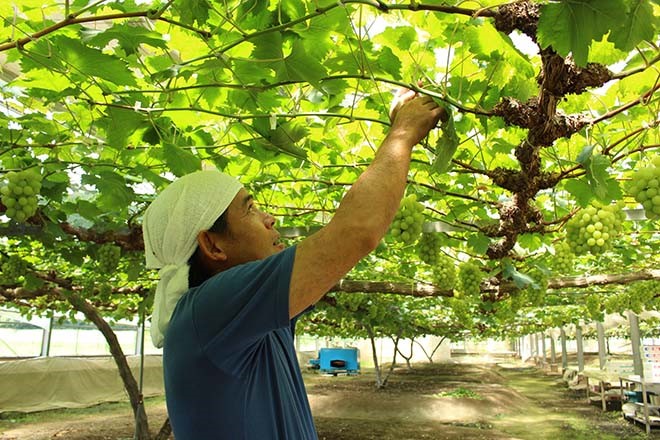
[565,201,626,255]
[457,261,483,297]
[1,169,42,222]
[389,194,425,246]
[448,297,472,324]
[432,254,457,290]
[584,294,604,322]
[603,281,658,315]
[627,156,660,219]
[604,292,643,315]
[0,255,29,285]
[417,233,443,264]
[552,241,575,275]
[98,282,113,301]
[98,244,121,273]
[627,281,659,311]
[522,268,548,307]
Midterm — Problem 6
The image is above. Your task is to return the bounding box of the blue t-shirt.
[163,246,317,440]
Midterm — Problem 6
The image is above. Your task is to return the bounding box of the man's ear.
[196,230,228,262]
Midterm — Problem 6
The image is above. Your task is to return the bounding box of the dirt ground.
[1,355,658,440]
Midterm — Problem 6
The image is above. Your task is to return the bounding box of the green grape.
[565,201,625,255]
[449,297,471,323]
[98,243,121,273]
[627,157,660,219]
[604,281,659,315]
[552,241,575,275]
[0,255,29,285]
[522,267,547,307]
[1,169,42,223]
[585,295,604,322]
[98,282,113,301]
[457,261,482,297]
[389,194,425,246]
[417,233,443,264]
[432,254,457,290]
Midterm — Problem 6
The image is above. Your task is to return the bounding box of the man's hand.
[388,87,447,146]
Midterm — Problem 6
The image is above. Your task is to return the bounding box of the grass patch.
[0,395,166,431]
[432,387,483,399]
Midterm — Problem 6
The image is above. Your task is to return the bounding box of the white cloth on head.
[142,170,242,348]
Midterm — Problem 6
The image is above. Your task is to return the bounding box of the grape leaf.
[432,106,459,173]
[177,0,211,26]
[56,36,138,86]
[162,143,202,177]
[607,0,658,51]
[467,233,490,255]
[584,155,623,203]
[564,178,594,207]
[537,0,625,66]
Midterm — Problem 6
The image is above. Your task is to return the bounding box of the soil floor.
[1,354,659,440]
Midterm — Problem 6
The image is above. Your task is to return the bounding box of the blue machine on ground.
[308,347,360,376]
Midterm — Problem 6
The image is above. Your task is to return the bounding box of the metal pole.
[134,311,146,440]
[576,325,584,372]
[40,316,54,357]
[550,334,557,364]
[629,312,644,377]
[597,321,606,370]
[560,327,568,370]
[541,332,547,367]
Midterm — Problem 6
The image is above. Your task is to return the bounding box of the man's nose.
[263,212,276,228]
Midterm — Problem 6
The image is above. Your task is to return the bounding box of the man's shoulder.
[213,246,296,282]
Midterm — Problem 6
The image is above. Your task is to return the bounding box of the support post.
[576,325,584,372]
[629,312,644,377]
[597,321,607,370]
[560,327,568,370]
[40,316,54,357]
[550,334,557,364]
[541,332,547,367]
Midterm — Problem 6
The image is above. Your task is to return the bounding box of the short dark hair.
[187,210,229,288]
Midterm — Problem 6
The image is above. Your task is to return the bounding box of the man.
[142,88,444,439]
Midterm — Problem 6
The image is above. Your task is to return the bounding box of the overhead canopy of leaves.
[0,0,659,340]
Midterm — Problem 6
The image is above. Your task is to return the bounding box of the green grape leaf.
[467,233,490,255]
[56,36,138,86]
[83,24,168,55]
[177,0,211,26]
[537,0,625,66]
[103,107,147,150]
[432,106,459,173]
[23,273,45,291]
[82,171,135,211]
[279,0,306,21]
[278,40,327,89]
[502,261,535,289]
[564,178,593,207]
[251,119,309,160]
[518,233,543,252]
[607,0,657,51]
[162,143,202,177]
[584,154,622,202]
[576,144,595,164]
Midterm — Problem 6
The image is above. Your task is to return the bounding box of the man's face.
[218,188,285,266]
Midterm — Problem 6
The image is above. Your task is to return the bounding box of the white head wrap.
[142,169,242,348]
